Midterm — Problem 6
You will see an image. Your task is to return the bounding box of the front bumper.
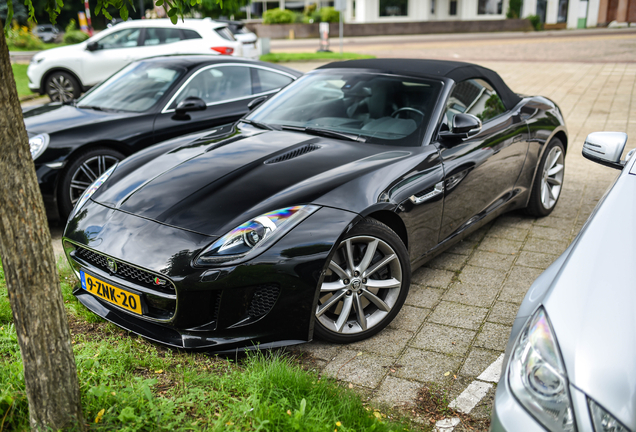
[63,200,358,351]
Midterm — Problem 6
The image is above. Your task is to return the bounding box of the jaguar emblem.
[154,277,167,286]
[106,258,117,273]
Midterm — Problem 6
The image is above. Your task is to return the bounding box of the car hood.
[93,129,411,237]
[23,104,138,135]
[542,164,636,429]
[31,42,85,62]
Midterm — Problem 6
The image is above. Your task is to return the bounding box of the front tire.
[58,148,124,220]
[314,218,410,344]
[524,137,565,217]
[45,71,81,103]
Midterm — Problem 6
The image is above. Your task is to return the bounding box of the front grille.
[247,284,280,318]
[75,246,175,294]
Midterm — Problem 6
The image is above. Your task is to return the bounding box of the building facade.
[247,0,634,28]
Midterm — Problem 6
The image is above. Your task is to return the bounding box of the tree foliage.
[3,0,223,29]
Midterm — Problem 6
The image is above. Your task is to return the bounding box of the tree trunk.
[0,27,84,431]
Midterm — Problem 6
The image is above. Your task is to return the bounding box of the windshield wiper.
[239,119,278,131]
[77,105,104,111]
[280,125,366,143]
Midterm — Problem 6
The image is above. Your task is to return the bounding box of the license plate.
[80,270,143,315]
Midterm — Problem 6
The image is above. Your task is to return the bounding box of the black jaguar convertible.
[63,59,567,351]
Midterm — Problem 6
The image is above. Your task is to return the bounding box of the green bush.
[63,30,89,44]
[263,8,296,24]
[506,0,522,18]
[6,24,44,50]
[63,19,90,44]
[319,6,340,23]
[527,14,543,30]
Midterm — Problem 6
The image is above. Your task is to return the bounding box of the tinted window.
[98,28,141,49]
[215,27,236,41]
[253,68,293,93]
[173,65,251,107]
[182,29,202,39]
[143,28,182,46]
[445,78,505,123]
[78,62,185,112]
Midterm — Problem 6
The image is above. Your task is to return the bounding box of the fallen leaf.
[155,370,163,374]
[226,421,234,426]
[287,409,292,416]
[111,392,116,396]
[348,383,354,389]
[444,372,450,376]
[390,369,396,373]
[94,409,105,424]
[454,375,457,379]
[373,412,382,419]
[357,352,363,356]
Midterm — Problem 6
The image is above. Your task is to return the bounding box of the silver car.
[491,132,635,432]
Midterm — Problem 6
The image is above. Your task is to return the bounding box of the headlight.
[195,205,320,266]
[68,164,117,219]
[509,307,576,432]
[29,133,50,160]
[588,398,629,432]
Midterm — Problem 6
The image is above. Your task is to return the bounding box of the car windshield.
[77,62,186,112]
[247,71,443,146]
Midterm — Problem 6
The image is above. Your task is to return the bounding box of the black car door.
[152,64,295,143]
[437,78,529,242]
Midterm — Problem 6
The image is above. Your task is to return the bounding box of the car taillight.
[211,47,234,55]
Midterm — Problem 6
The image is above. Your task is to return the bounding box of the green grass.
[0,259,423,431]
[8,42,66,51]
[260,52,375,63]
[11,64,32,99]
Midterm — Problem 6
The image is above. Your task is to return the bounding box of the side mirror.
[86,41,100,51]
[247,95,268,111]
[439,113,482,141]
[173,97,207,120]
[582,131,628,170]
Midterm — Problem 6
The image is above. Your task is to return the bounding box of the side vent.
[265,144,320,164]
[247,285,280,318]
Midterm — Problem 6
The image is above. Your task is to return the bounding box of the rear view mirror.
[247,95,268,111]
[582,131,628,170]
[173,97,207,120]
[439,113,482,141]
[86,41,100,51]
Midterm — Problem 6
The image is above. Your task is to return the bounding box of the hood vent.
[264,144,321,164]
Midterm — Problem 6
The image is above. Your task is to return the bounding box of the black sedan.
[25,55,301,219]
[63,59,568,352]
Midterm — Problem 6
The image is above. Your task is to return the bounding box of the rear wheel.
[45,71,81,103]
[524,137,565,217]
[58,148,124,219]
[314,219,410,344]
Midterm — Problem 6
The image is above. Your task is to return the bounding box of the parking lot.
[45,28,636,429]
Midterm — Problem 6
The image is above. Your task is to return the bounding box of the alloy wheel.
[316,235,403,335]
[69,155,120,205]
[48,74,75,103]
[540,146,564,209]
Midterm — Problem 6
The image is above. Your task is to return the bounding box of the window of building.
[431,0,436,14]
[478,0,503,14]
[445,78,505,124]
[449,0,457,15]
[557,0,568,22]
[380,0,408,16]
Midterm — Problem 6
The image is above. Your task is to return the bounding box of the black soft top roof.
[318,59,522,110]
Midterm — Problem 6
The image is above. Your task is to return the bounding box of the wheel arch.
[363,209,409,251]
[40,67,85,93]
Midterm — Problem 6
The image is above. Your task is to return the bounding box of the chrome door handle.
[409,181,444,205]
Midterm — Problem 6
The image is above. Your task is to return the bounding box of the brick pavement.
[286,59,636,426]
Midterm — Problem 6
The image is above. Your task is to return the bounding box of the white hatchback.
[27,18,243,102]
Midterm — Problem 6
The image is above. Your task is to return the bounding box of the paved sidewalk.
[287,60,636,427]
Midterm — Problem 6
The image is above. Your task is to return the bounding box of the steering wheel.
[391,107,425,123]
